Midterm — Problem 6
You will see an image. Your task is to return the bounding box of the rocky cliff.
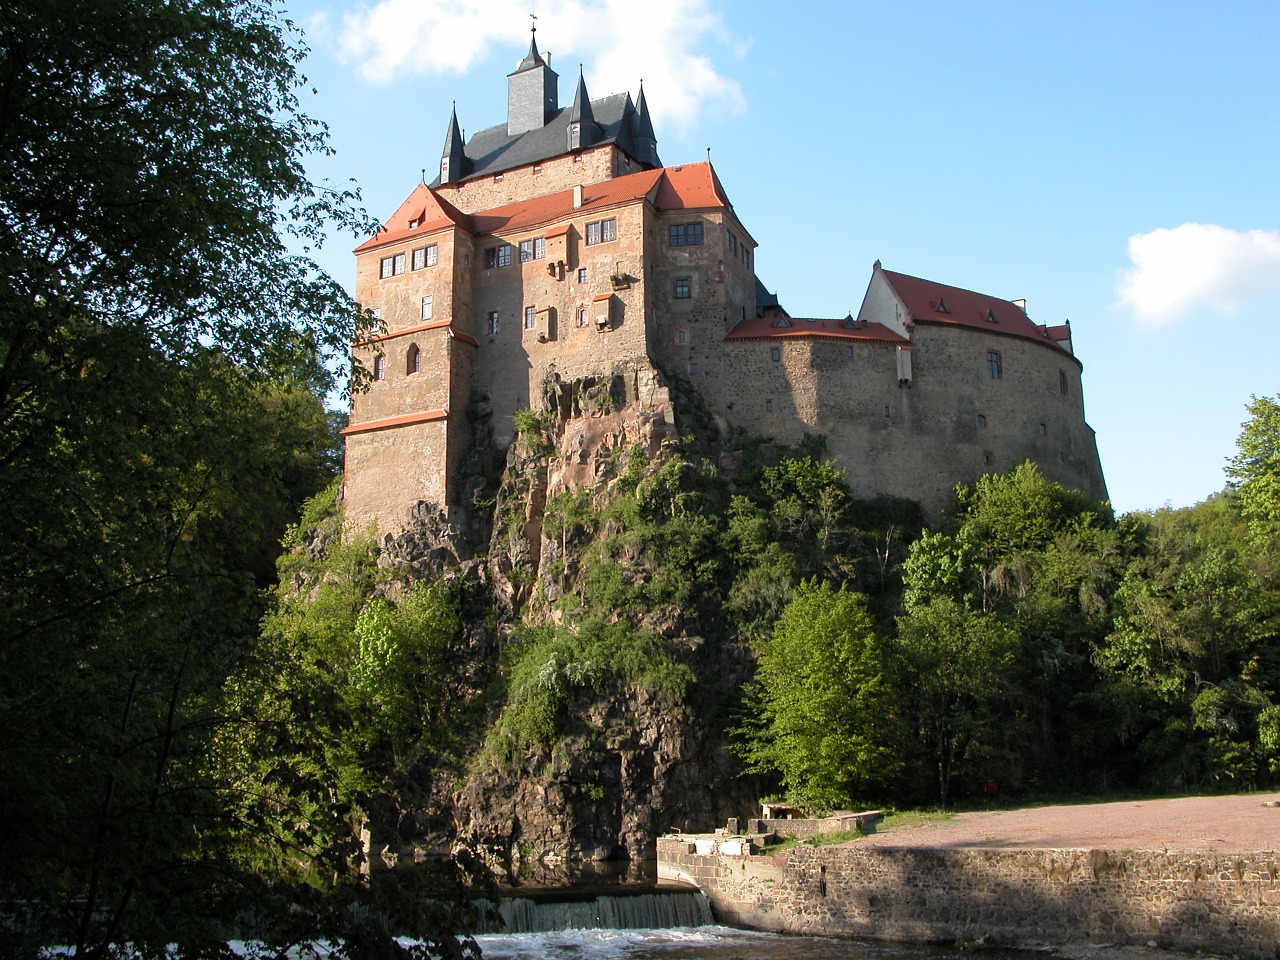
[372,364,763,871]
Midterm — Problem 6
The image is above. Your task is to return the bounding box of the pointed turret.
[631,81,660,168]
[567,67,602,151]
[439,103,469,185]
[507,21,559,137]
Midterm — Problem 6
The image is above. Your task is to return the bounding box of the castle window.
[976,414,987,428]
[676,329,687,345]
[674,277,691,299]
[373,354,386,380]
[689,362,698,375]
[585,218,616,245]
[487,311,499,335]
[379,253,405,278]
[727,231,738,256]
[845,346,854,359]
[1039,422,1048,436]
[1059,369,1068,395]
[519,238,546,262]
[578,307,588,327]
[412,244,438,270]
[770,347,780,362]
[524,306,537,330]
[766,399,773,413]
[883,405,890,417]
[577,267,588,283]
[420,295,433,320]
[986,350,1003,379]
[484,244,512,268]
[668,222,703,246]
[406,344,420,375]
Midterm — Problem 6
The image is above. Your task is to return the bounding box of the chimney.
[573,184,584,208]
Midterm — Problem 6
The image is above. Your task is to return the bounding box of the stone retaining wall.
[657,839,1280,958]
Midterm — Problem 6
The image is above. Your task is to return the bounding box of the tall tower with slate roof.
[506,26,558,137]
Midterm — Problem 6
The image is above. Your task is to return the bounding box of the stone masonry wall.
[657,840,1280,958]
[436,144,619,214]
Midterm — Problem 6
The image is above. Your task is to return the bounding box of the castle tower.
[507,25,558,137]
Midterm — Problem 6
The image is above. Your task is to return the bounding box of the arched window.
[373,354,386,381]
[406,344,420,375]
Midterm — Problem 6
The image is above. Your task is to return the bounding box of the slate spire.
[631,80,659,168]
[439,102,468,184]
[567,66,601,151]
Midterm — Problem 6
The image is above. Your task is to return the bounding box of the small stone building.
[342,28,1106,536]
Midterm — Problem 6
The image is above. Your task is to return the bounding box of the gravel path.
[859,793,1280,852]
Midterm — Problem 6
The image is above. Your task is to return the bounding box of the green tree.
[0,0,418,955]
[1226,394,1280,532]
[734,580,900,810]
[893,597,1020,804]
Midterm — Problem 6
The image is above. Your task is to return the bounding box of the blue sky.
[288,0,1280,516]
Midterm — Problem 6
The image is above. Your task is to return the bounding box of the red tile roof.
[356,161,737,255]
[652,162,732,212]
[354,183,469,253]
[726,315,907,344]
[469,168,664,236]
[881,268,1067,350]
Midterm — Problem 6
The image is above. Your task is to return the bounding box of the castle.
[342,29,1107,535]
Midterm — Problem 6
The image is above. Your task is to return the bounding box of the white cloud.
[328,0,743,132]
[1117,223,1280,327]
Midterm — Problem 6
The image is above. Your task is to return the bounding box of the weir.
[492,888,713,933]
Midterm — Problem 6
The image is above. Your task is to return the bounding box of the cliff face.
[378,365,760,869]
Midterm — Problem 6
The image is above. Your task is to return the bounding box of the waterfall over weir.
[495,889,713,933]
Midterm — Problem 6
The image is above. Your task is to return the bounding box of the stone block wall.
[657,841,1280,958]
[436,145,618,214]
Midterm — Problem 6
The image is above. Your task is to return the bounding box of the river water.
[475,926,1028,960]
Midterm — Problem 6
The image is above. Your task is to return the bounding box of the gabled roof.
[354,183,470,253]
[359,161,737,252]
[880,268,1068,351]
[470,168,665,236]
[433,90,660,186]
[652,162,734,214]
[726,314,907,344]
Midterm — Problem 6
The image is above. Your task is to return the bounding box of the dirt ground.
[858,792,1280,852]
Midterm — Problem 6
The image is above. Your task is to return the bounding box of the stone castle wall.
[436,144,621,214]
[658,840,1280,958]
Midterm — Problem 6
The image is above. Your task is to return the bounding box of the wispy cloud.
[324,0,744,132]
[1117,223,1280,327]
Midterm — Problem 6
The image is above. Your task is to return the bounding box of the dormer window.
[935,297,949,314]
[986,308,998,323]
[772,317,792,328]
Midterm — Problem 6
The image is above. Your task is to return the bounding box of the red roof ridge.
[879,267,1069,351]
[355,183,470,253]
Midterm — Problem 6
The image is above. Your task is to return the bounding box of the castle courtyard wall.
[657,841,1280,958]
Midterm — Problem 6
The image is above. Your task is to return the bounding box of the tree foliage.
[734,580,900,810]
[893,597,1020,803]
[0,0,420,955]
[1227,394,1280,532]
